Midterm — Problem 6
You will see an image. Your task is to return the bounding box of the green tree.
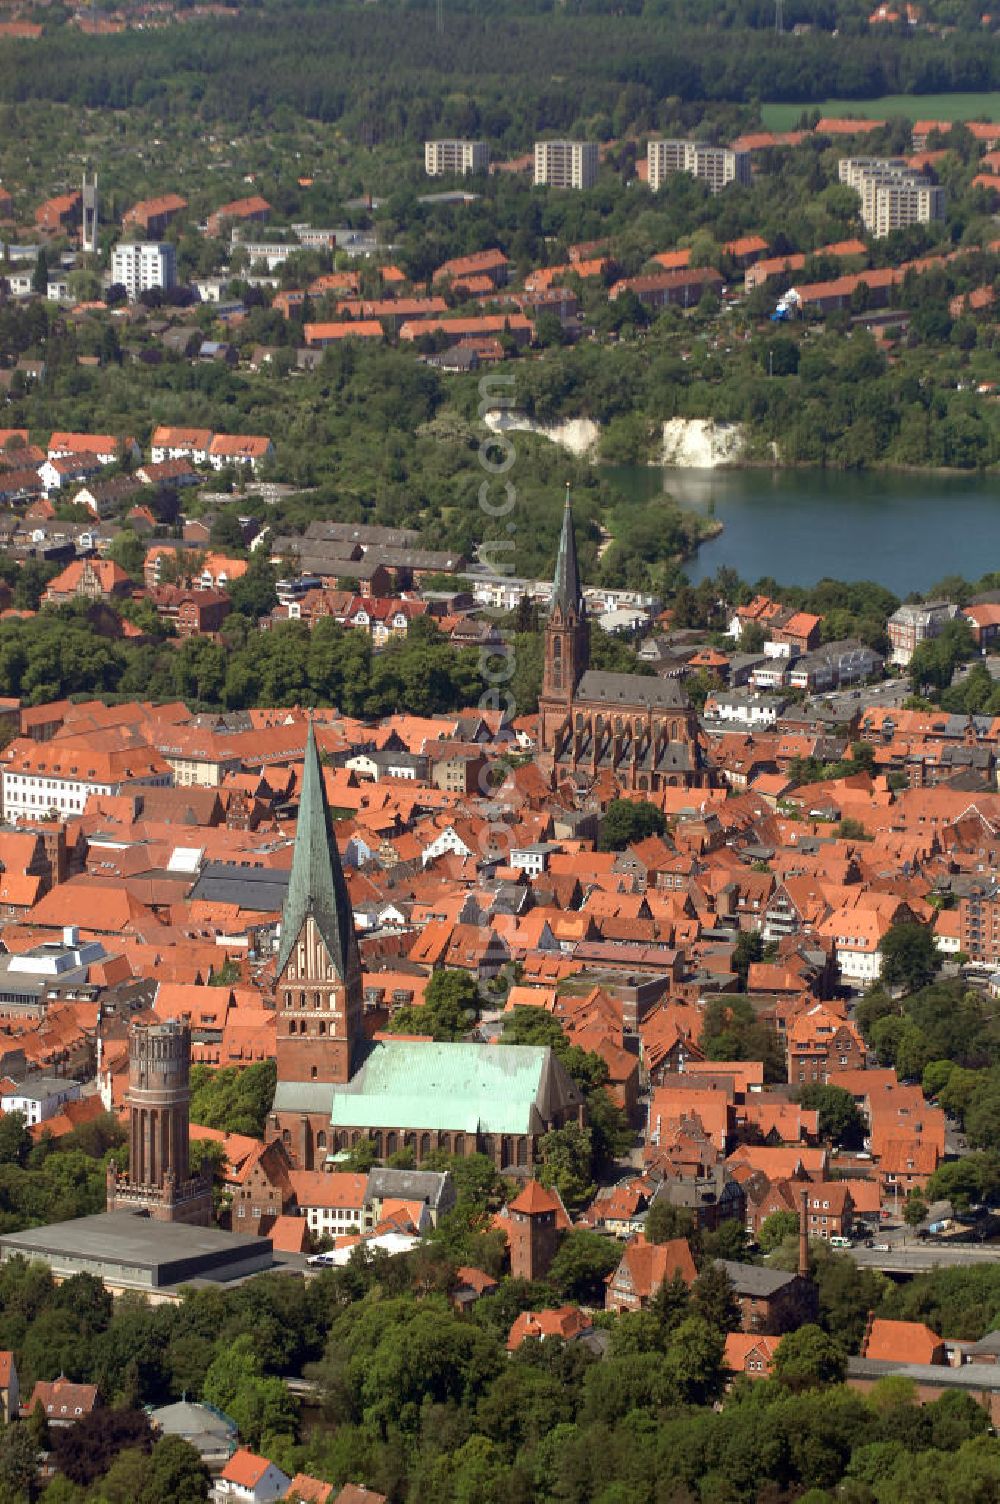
[772,1324,847,1391]
[390,968,479,1041]
[31,249,48,296]
[798,1083,865,1149]
[904,1192,929,1228]
[690,1263,741,1332]
[144,1435,211,1503]
[597,798,666,852]
[880,923,942,994]
[759,1209,801,1252]
[0,1112,31,1168]
[732,930,764,988]
[538,1123,595,1208]
[644,1199,695,1245]
[0,1420,39,1503]
[546,1230,619,1304]
[108,531,146,581]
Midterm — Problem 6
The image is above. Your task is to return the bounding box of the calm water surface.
[600,465,1000,594]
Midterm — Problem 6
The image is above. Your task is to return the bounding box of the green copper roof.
[322,1040,582,1135]
[276,721,360,979]
[552,485,583,614]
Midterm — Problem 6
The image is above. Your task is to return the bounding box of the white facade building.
[110,240,177,301]
[1,1074,82,1128]
[425,139,490,176]
[648,139,751,194]
[533,140,599,190]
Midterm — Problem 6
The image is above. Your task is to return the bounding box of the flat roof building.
[0,1211,275,1295]
[839,157,946,237]
[534,140,599,191]
[424,140,490,177]
[110,241,177,302]
[648,140,750,194]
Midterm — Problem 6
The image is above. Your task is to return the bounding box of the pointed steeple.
[552,483,583,615]
[277,721,359,979]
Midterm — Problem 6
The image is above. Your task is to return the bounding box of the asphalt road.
[849,1242,1000,1273]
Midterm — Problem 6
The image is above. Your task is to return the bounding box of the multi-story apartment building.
[533,140,599,190]
[110,241,177,302]
[424,139,490,176]
[872,180,946,238]
[647,139,751,194]
[839,157,946,237]
[886,600,959,666]
[959,880,1000,967]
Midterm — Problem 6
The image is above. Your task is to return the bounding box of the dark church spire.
[552,483,583,616]
[276,721,359,980]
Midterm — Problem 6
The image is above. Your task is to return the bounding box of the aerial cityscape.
[0,1,1000,1500]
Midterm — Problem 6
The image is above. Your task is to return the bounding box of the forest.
[2,3,1000,139]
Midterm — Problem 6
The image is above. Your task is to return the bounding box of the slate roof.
[717,1259,802,1296]
[189,862,289,912]
[575,669,689,710]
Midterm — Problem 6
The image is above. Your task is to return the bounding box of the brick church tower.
[507,1180,562,1281]
[539,486,589,752]
[106,1019,212,1225]
[269,721,364,1167]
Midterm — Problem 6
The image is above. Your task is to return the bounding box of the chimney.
[799,1188,810,1278]
[63,925,79,948]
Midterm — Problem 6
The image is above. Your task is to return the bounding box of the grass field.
[762,92,1000,131]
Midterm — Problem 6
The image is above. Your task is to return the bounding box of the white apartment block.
[872,180,946,238]
[533,140,599,190]
[648,139,750,194]
[425,139,490,176]
[110,240,177,301]
[839,158,946,237]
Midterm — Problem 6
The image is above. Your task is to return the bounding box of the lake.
[600,464,1000,594]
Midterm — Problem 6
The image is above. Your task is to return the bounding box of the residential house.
[724,1332,779,1379]
[786,1006,866,1085]
[803,1181,855,1241]
[23,1377,98,1425]
[605,1233,697,1312]
[213,1449,291,1503]
[42,559,133,605]
[208,435,274,472]
[507,1306,592,1351]
[150,426,214,465]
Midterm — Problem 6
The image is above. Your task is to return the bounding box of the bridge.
[848,1241,1000,1276]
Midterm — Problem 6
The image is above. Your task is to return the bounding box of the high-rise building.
[838,157,946,237]
[110,240,177,302]
[872,180,946,238]
[81,172,99,254]
[106,1020,212,1225]
[533,140,599,191]
[647,140,750,194]
[424,139,490,176]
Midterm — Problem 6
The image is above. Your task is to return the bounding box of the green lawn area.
[762,92,1000,131]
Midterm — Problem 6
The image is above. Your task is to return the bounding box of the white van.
[829,1235,852,1249]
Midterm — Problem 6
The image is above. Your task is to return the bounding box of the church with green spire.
[537,487,706,794]
[269,724,584,1172]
